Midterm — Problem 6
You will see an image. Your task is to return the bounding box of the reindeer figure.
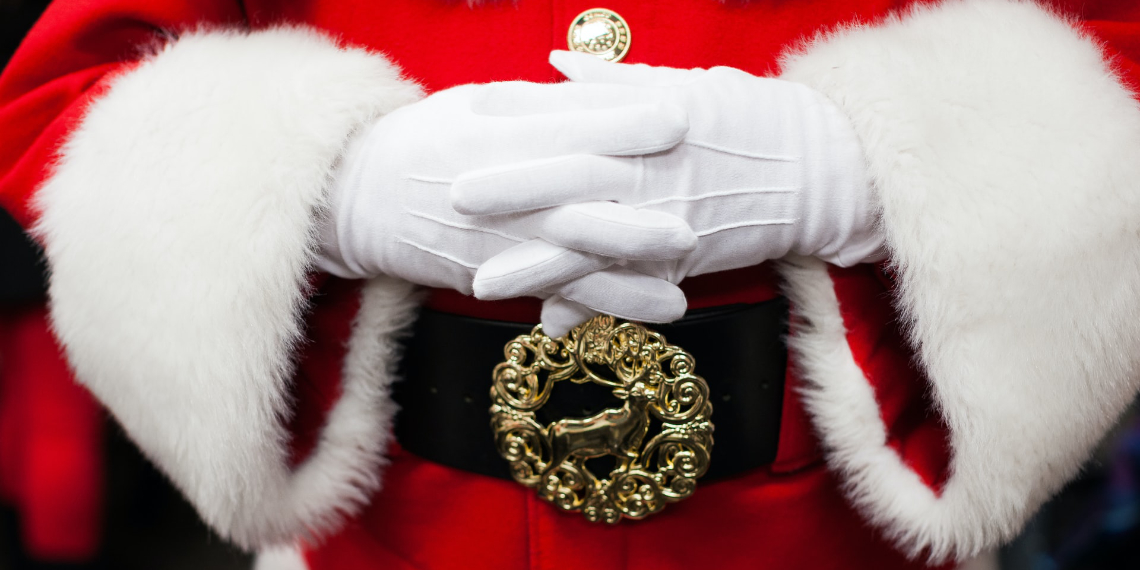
[544,381,654,478]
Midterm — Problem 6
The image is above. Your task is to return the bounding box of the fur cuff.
[779,0,1140,562]
[255,545,310,570]
[33,27,422,548]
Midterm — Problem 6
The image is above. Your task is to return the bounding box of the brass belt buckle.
[490,315,714,523]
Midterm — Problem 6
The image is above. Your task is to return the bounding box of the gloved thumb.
[549,50,703,86]
[540,296,599,338]
[538,267,687,338]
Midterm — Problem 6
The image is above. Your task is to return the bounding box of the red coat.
[4,1,1140,569]
[0,304,103,562]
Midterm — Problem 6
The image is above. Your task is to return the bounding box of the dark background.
[1,2,1138,569]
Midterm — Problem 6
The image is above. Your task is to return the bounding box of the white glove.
[317,82,700,324]
[463,52,884,323]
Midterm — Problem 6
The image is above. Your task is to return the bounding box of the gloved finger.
[492,102,688,157]
[471,81,647,116]
[550,267,687,324]
[473,239,615,300]
[452,155,630,215]
[540,296,600,338]
[549,50,704,86]
[532,202,697,260]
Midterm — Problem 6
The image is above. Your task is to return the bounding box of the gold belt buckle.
[490,315,714,523]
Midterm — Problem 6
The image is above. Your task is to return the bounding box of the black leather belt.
[393,298,788,481]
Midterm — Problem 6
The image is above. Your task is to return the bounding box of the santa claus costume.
[3,1,1140,569]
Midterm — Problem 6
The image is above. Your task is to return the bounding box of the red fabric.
[289,277,363,465]
[829,265,952,491]
[305,445,945,570]
[3,1,1140,568]
[0,304,104,561]
[1074,2,1140,93]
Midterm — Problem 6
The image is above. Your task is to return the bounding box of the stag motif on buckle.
[490,316,714,523]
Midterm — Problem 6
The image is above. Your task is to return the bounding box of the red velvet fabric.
[305,445,945,570]
[0,304,104,561]
[829,265,951,491]
[3,1,1140,568]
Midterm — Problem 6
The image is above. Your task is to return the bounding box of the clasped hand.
[318,51,882,336]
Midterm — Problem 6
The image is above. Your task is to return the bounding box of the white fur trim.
[779,0,1140,562]
[32,27,423,548]
[254,545,310,570]
[957,550,999,570]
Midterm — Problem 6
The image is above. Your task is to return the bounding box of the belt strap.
[393,299,788,481]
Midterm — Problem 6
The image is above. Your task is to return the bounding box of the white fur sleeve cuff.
[32,27,422,548]
[779,0,1140,563]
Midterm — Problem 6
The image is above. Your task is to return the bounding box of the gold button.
[567,8,631,63]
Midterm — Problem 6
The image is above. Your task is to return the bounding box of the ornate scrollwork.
[490,316,714,523]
